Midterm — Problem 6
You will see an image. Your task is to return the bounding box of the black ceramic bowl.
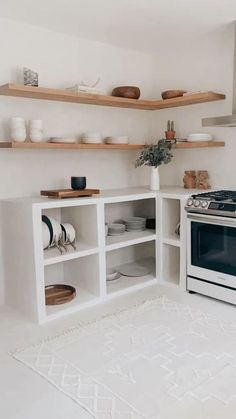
[71,176,86,190]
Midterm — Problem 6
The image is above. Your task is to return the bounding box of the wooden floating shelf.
[0,141,225,150]
[0,142,143,150]
[0,84,225,111]
[175,141,225,149]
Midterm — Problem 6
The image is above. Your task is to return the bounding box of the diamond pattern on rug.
[12,296,236,418]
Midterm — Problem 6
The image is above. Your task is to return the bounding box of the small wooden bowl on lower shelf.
[45,284,76,305]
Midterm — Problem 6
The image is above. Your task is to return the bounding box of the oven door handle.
[187,213,236,227]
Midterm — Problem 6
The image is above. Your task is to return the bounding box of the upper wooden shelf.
[0,84,225,111]
[0,141,225,150]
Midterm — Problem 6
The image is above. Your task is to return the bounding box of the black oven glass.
[191,221,236,276]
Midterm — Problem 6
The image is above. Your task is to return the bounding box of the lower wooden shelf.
[175,141,225,149]
[0,142,143,150]
[0,141,225,150]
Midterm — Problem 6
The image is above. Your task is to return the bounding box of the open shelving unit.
[2,188,159,323]
[0,83,225,110]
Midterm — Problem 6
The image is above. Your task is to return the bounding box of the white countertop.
[1,185,208,207]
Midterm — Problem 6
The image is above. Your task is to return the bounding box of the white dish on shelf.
[105,136,129,144]
[125,217,146,232]
[82,132,101,138]
[61,223,76,244]
[42,222,51,249]
[81,138,103,144]
[108,223,126,236]
[106,268,121,282]
[119,263,150,277]
[50,137,77,144]
[125,217,146,223]
[187,133,213,142]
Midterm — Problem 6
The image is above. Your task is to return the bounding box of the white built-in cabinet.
[2,187,191,323]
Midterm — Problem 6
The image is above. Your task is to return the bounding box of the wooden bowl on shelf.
[45,284,76,305]
[161,90,187,100]
[112,86,141,99]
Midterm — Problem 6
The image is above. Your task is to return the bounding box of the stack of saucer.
[125,217,146,232]
[108,223,126,236]
[81,132,102,144]
[105,136,129,145]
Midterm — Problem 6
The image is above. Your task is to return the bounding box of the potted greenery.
[135,140,173,190]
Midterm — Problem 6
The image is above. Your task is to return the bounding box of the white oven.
[187,212,236,304]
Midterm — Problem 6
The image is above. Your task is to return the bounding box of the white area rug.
[12,296,236,418]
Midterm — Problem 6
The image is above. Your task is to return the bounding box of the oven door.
[187,213,236,288]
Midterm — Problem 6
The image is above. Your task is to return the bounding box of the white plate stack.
[50,137,77,144]
[105,136,129,145]
[81,132,102,144]
[125,217,146,232]
[187,133,213,142]
[108,223,126,236]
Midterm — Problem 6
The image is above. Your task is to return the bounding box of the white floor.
[1,284,236,419]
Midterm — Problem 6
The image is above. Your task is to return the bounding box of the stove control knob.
[201,200,208,208]
[187,198,193,206]
[194,200,200,207]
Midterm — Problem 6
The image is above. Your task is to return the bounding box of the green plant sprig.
[135,139,173,169]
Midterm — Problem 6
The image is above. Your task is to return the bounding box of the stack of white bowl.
[29,120,44,142]
[81,132,102,144]
[125,217,146,232]
[108,223,126,236]
[10,117,26,142]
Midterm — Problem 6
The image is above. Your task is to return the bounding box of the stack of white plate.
[108,223,126,236]
[81,132,103,144]
[125,217,146,232]
[187,133,213,142]
[50,137,77,144]
[105,136,129,145]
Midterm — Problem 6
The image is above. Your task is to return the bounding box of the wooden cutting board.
[41,188,100,199]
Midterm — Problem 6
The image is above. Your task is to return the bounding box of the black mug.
[71,176,86,190]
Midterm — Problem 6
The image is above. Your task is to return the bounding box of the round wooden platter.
[45,284,76,305]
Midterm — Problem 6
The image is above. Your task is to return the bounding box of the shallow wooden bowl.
[161,90,187,100]
[112,86,141,99]
[45,284,76,305]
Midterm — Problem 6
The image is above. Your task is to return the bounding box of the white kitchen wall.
[0,18,153,304]
[151,24,235,188]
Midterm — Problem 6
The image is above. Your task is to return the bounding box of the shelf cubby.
[162,198,180,246]
[105,197,156,251]
[42,203,98,265]
[44,254,101,320]
[162,244,180,285]
[106,241,156,297]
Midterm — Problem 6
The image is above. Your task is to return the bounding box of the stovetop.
[185,190,236,217]
[192,190,236,202]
